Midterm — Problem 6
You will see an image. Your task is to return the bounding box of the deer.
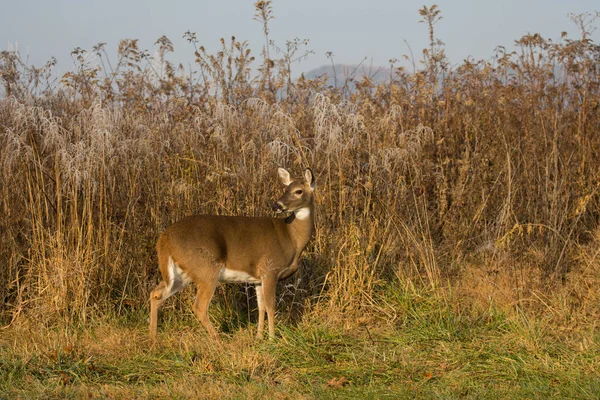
[149,167,316,341]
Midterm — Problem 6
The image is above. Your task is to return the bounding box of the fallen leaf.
[327,376,350,388]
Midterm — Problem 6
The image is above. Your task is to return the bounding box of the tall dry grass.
[1,5,599,330]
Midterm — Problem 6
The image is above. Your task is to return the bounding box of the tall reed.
[1,7,599,325]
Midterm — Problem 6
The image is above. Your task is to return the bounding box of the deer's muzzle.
[272,202,285,212]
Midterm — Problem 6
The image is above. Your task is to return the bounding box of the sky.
[1,0,599,77]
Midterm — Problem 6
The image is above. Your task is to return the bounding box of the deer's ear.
[304,168,315,190]
[278,167,292,186]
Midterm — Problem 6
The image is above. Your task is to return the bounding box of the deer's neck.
[285,206,314,252]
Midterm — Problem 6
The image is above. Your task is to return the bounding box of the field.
[1,4,600,398]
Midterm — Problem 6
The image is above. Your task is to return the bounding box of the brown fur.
[150,168,315,341]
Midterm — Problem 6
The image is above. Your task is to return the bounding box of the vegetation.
[1,3,599,398]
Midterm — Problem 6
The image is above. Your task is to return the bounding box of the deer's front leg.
[255,284,266,338]
[277,259,299,280]
[261,274,278,339]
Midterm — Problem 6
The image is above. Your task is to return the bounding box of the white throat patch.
[295,207,311,220]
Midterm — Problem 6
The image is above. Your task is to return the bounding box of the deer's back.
[159,214,293,271]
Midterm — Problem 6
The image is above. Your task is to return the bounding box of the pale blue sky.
[1,0,598,76]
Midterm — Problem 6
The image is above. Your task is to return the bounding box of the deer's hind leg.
[150,281,167,341]
[150,255,189,341]
[188,256,222,339]
[191,278,220,339]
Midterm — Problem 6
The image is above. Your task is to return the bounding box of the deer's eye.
[295,189,303,195]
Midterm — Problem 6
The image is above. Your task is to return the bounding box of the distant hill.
[303,64,392,88]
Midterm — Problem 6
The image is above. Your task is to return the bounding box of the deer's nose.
[272,201,284,212]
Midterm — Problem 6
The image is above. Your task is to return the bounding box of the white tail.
[150,168,316,340]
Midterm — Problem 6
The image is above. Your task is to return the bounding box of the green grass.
[1,286,598,399]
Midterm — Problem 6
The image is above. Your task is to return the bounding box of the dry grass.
[1,4,600,397]
[1,284,599,398]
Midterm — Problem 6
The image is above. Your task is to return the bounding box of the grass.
[1,283,599,399]
[1,3,600,399]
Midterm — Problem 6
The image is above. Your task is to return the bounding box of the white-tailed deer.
[150,168,315,341]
